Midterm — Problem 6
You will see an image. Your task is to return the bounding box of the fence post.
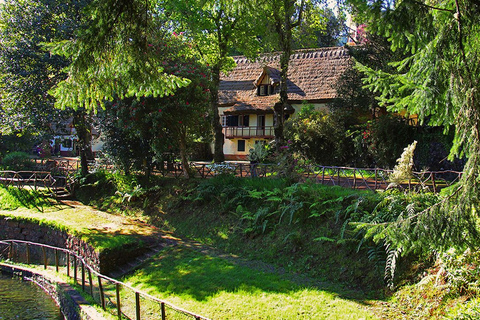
[322,167,325,184]
[42,246,47,269]
[353,169,357,189]
[98,276,106,310]
[161,302,166,320]
[8,242,13,260]
[55,249,59,272]
[135,292,141,320]
[66,252,70,277]
[88,268,93,297]
[26,243,30,264]
[74,257,77,284]
[374,169,378,190]
[81,260,85,292]
[116,283,122,319]
[432,172,437,193]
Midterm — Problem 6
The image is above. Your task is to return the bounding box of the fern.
[384,242,402,290]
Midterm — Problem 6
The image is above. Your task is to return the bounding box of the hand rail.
[0,239,210,320]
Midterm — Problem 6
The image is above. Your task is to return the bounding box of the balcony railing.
[223,126,274,139]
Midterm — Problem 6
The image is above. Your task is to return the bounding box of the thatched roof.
[219,47,350,114]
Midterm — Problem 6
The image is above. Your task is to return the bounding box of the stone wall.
[0,216,102,273]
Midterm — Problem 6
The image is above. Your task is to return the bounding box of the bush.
[285,104,353,165]
[360,115,415,168]
[1,151,33,170]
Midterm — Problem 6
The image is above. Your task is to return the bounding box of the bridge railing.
[0,240,210,320]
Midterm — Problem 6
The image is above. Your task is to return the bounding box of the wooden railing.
[0,170,74,196]
[223,126,274,138]
[156,162,462,193]
[0,240,210,320]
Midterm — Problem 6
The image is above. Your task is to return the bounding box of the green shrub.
[360,115,415,168]
[285,104,353,165]
[1,151,33,170]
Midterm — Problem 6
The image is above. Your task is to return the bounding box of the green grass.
[121,247,377,319]
[0,204,152,252]
[0,185,55,211]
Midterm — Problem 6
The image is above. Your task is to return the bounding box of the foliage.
[349,0,480,254]
[441,248,480,296]
[48,0,190,112]
[388,140,417,188]
[99,36,211,177]
[360,115,415,168]
[285,104,352,165]
[1,151,33,171]
[0,0,85,136]
[247,142,273,163]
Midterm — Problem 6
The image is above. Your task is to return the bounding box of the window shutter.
[259,86,266,96]
[243,115,249,127]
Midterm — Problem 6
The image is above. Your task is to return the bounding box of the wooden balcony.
[223,126,274,139]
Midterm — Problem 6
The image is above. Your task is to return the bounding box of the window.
[63,139,72,148]
[239,115,249,127]
[257,84,274,96]
[237,140,246,152]
[224,115,249,127]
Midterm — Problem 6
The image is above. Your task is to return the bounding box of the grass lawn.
[0,202,160,251]
[122,247,377,320]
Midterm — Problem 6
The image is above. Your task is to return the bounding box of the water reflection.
[0,272,63,320]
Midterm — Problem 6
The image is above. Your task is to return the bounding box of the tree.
[100,35,211,179]
[348,0,480,249]
[0,0,87,136]
[258,0,324,150]
[159,0,260,163]
[0,0,98,176]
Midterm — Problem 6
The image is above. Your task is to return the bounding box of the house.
[218,46,351,160]
[50,118,103,157]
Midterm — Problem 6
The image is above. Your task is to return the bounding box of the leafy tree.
[0,0,86,136]
[0,0,98,176]
[347,0,480,256]
[159,0,260,163]
[285,104,352,165]
[258,0,325,150]
[101,36,211,179]
[48,0,190,112]
[292,7,348,48]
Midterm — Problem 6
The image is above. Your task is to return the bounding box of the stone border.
[0,263,107,320]
[0,216,145,275]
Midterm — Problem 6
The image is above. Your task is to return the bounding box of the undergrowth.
[73,172,480,317]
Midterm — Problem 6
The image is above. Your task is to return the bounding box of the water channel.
[0,271,63,320]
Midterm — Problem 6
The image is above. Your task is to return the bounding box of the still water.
[0,272,63,320]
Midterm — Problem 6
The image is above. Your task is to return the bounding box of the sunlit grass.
[0,204,155,251]
[122,247,377,319]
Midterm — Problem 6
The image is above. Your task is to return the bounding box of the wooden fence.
[0,240,210,320]
[0,170,74,197]
[8,158,463,194]
[158,162,462,193]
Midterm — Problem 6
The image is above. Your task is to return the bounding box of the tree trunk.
[179,127,191,178]
[72,109,93,177]
[211,63,225,163]
[272,0,295,151]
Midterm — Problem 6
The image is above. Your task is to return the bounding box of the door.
[257,115,265,136]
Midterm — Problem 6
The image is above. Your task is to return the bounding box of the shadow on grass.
[125,246,368,304]
[0,186,58,213]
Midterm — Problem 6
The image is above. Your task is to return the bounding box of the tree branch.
[410,0,455,13]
